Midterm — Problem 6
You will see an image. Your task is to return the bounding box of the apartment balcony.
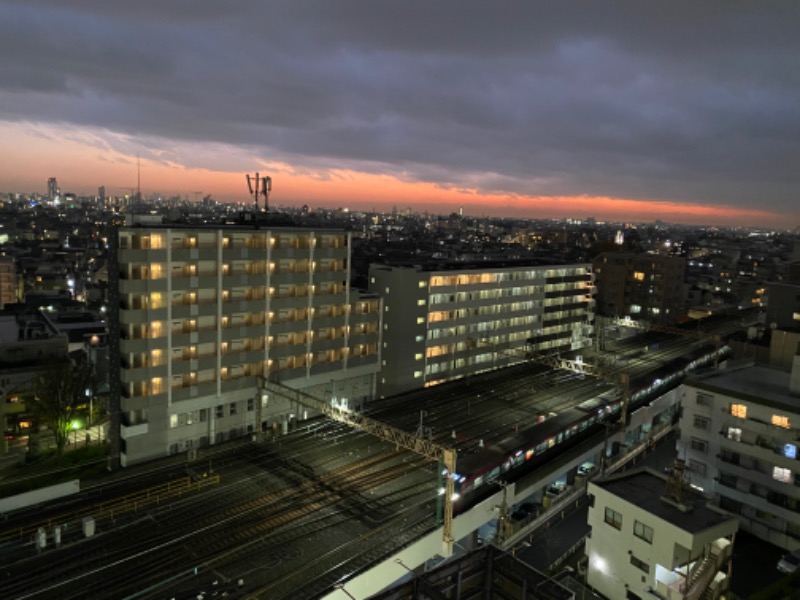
[171,302,217,320]
[309,337,344,352]
[119,307,169,325]
[120,338,154,354]
[734,416,799,443]
[270,294,311,310]
[717,453,800,499]
[222,349,264,365]
[225,298,268,313]
[719,434,799,471]
[170,247,217,262]
[118,248,168,263]
[119,278,168,294]
[346,354,378,370]
[171,381,218,403]
[717,479,800,525]
[268,271,309,285]
[121,364,168,384]
[120,421,149,440]
[311,246,348,260]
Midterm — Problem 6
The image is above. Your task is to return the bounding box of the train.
[447,343,731,512]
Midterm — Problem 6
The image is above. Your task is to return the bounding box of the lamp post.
[71,420,81,446]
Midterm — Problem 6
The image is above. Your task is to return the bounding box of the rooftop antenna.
[246,172,272,212]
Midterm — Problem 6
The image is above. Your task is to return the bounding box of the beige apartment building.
[369,262,595,397]
[110,222,380,466]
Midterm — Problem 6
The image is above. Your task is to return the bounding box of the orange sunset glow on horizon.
[0,121,791,229]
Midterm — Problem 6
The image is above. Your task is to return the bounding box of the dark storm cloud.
[1,0,799,213]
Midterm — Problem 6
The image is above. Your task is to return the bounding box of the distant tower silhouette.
[47,177,59,203]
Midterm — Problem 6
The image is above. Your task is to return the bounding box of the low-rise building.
[587,468,738,600]
[679,351,800,550]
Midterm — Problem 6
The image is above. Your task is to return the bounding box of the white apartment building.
[369,262,594,397]
[679,353,800,550]
[110,222,380,466]
[587,468,738,600]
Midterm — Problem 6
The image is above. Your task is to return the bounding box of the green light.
[71,420,82,430]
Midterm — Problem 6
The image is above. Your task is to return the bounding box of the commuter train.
[449,343,730,512]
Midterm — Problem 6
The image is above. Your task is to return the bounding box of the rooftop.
[594,468,735,534]
[689,363,798,412]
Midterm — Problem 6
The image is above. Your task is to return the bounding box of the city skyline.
[1,2,799,228]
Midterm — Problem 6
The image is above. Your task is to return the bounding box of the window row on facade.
[121,231,347,251]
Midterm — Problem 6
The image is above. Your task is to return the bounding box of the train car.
[450,401,612,512]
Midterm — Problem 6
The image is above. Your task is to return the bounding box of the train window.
[536,442,547,454]
[513,454,524,467]
[525,449,534,460]
[487,467,500,482]
[556,433,563,444]
[547,437,555,449]
[474,475,484,489]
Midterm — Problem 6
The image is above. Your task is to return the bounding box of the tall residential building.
[369,261,594,397]
[678,353,800,550]
[110,221,381,466]
[593,253,686,324]
[587,468,738,600]
[0,257,17,308]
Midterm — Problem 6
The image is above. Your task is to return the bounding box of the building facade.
[587,469,737,600]
[369,262,595,397]
[593,253,686,324]
[111,223,380,466]
[678,356,800,550]
[0,257,17,308]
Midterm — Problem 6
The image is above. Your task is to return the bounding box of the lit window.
[731,404,747,419]
[630,304,641,314]
[633,271,645,281]
[418,281,427,288]
[169,414,178,428]
[772,415,790,429]
[604,507,622,530]
[634,520,653,543]
[415,335,425,342]
[413,371,423,378]
[414,353,423,360]
[726,427,742,442]
[773,467,792,484]
[416,317,426,324]
[785,444,798,459]
[417,299,426,306]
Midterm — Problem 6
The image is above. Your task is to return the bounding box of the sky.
[0,1,798,228]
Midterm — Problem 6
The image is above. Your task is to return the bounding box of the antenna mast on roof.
[246,172,272,212]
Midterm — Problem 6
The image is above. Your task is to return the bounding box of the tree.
[28,354,96,457]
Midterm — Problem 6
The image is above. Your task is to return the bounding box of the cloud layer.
[1,1,798,221]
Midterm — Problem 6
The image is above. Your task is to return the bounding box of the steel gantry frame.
[259,379,457,554]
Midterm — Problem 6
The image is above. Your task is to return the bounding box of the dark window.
[630,554,649,573]
[634,520,653,544]
[604,507,622,530]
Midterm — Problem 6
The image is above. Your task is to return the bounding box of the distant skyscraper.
[98,185,106,205]
[47,177,59,203]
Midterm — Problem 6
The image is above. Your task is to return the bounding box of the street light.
[71,420,81,446]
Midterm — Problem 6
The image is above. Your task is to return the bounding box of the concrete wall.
[0,479,80,513]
